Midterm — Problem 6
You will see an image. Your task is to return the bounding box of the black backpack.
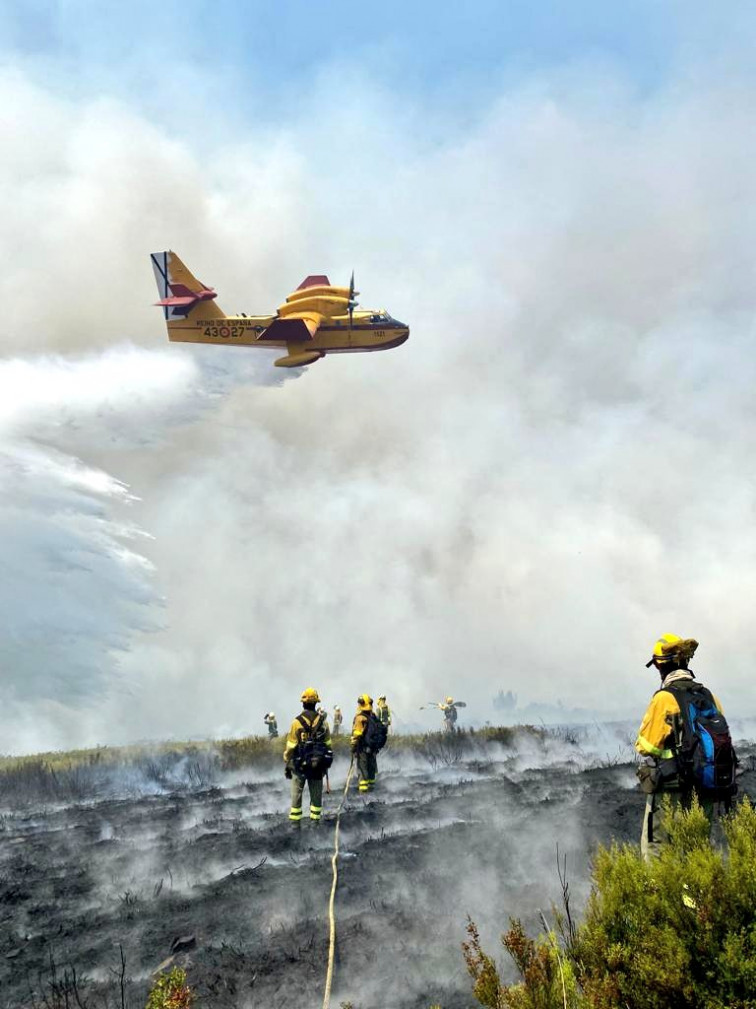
[292,712,333,780]
[664,680,738,802]
[364,712,388,752]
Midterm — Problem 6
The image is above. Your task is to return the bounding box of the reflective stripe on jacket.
[351,710,370,749]
[635,671,723,759]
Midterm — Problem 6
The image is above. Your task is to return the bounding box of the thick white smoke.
[0,349,188,703]
[0,346,285,751]
[2,51,756,753]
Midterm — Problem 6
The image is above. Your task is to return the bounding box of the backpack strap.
[296,711,325,739]
[662,680,718,712]
[296,712,314,737]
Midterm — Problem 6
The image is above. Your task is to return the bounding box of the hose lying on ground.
[322,755,356,1009]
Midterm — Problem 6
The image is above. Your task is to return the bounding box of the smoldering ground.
[2,730,754,1008]
[0,731,629,1007]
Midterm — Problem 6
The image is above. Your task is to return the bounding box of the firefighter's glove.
[284,766,293,780]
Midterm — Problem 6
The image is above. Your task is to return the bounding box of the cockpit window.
[369,311,392,323]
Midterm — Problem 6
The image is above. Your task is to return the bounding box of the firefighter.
[440,697,458,733]
[635,633,733,860]
[263,712,278,738]
[332,705,343,736]
[352,694,378,793]
[376,695,392,730]
[283,687,332,827]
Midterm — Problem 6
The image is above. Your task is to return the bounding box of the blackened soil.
[2,735,754,1009]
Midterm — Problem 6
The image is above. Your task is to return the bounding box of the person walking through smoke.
[435,697,466,732]
[263,712,278,738]
[351,694,387,793]
[635,633,737,861]
[332,705,343,736]
[283,688,333,827]
[421,697,466,730]
[440,697,457,733]
[376,695,392,731]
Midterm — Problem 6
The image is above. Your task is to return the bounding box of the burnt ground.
[1,729,755,1009]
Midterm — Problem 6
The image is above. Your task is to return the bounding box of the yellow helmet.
[446,696,454,704]
[357,693,373,709]
[645,634,698,668]
[378,695,386,702]
[301,687,320,704]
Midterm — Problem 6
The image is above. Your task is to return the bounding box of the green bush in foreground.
[464,799,756,1009]
[145,967,193,1009]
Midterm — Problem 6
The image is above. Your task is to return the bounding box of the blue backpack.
[664,681,738,802]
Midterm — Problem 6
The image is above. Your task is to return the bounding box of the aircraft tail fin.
[150,251,225,321]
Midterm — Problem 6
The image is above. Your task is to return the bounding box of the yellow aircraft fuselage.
[167,310,409,356]
[151,251,409,368]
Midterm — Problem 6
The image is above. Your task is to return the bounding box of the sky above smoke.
[2,5,756,753]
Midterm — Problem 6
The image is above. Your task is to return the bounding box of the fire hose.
[322,754,356,1009]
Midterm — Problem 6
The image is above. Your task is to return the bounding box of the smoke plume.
[2,48,756,752]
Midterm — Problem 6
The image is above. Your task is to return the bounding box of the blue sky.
[5,1,754,122]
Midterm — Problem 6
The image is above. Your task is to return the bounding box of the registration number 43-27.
[203,326,246,339]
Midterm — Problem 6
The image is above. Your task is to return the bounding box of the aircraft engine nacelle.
[278,295,348,318]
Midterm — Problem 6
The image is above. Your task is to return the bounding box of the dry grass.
[0,724,547,806]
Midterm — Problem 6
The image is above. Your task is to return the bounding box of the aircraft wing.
[261,315,320,342]
[453,701,467,708]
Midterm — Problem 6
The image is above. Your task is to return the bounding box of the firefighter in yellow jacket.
[376,695,392,730]
[352,694,378,793]
[635,633,724,860]
[283,687,332,826]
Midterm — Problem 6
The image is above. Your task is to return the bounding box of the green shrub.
[145,967,193,1009]
[465,799,756,1009]
[464,916,583,1009]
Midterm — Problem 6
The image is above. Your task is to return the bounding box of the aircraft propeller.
[348,270,359,328]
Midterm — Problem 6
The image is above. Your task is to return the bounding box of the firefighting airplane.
[150,251,409,368]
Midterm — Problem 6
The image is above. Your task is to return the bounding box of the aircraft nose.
[389,328,407,353]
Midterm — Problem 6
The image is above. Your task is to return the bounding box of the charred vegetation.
[2,727,753,1007]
